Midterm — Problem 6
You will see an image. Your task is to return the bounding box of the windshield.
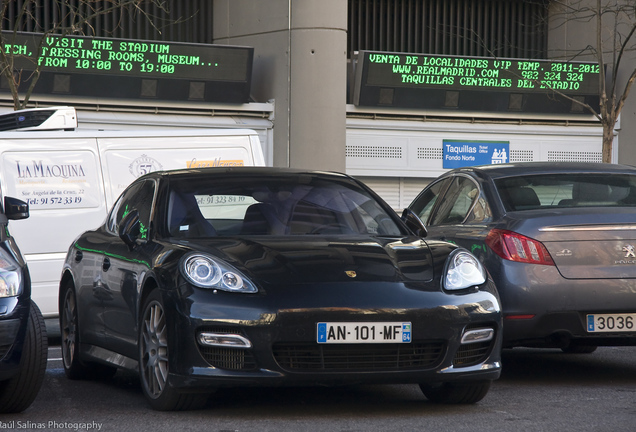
[495,173,636,211]
[166,175,405,237]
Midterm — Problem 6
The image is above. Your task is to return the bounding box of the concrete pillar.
[214,0,347,171]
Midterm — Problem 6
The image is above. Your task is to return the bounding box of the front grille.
[453,341,493,367]
[197,326,257,371]
[198,346,257,371]
[273,342,445,372]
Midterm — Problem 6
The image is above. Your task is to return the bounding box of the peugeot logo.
[623,245,636,258]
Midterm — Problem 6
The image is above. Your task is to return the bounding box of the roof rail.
[0,106,77,131]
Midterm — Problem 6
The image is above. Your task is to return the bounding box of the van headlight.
[181,254,257,293]
[0,256,22,298]
[443,249,486,291]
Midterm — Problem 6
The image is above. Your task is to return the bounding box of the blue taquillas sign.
[443,140,509,169]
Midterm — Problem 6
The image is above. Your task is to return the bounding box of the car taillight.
[485,229,554,266]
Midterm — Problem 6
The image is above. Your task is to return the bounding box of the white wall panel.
[346,117,603,179]
[347,116,603,210]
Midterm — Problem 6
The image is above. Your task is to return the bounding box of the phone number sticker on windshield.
[317,322,412,344]
[587,314,636,332]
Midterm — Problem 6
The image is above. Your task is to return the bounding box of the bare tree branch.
[0,0,182,109]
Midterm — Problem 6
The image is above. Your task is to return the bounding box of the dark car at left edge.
[0,196,47,413]
[59,167,502,411]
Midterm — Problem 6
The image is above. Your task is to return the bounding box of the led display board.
[353,51,600,114]
[1,31,253,103]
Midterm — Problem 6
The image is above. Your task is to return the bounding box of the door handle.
[102,257,111,271]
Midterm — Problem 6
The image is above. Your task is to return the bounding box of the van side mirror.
[401,208,427,238]
[4,197,29,220]
[119,210,144,249]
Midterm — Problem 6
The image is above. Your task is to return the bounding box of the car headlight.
[0,256,21,298]
[181,254,257,293]
[443,249,486,291]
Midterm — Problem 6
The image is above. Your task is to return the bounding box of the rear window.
[495,174,636,211]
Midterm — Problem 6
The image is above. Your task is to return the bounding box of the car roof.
[142,166,353,180]
[452,162,636,180]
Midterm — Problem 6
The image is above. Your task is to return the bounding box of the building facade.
[2,0,629,209]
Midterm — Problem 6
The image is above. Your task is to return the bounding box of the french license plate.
[586,314,636,333]
[317,322,412,344]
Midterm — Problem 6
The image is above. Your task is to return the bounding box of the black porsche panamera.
[59,167,502,411]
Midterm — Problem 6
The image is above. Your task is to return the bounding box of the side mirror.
[401,208,428,238]
[119,210,144,249]
[4,197,29,220]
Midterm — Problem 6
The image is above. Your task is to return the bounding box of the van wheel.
[60,284,116,380]
[139,290,207,411]
[420,380,491,404]
[0,301,48,413]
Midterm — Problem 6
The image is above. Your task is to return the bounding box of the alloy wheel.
[141,300,169,397]
[61,289,78,370]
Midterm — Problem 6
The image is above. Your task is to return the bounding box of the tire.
[139,290,207,411]
[0,301,48,413]
[420,380,492,404]
[60,284,116,380]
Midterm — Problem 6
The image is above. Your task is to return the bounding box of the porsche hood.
[181,236,439,286]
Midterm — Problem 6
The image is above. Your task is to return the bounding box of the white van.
[0,127,265,317]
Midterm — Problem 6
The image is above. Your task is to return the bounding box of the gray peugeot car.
[404,162,636,352]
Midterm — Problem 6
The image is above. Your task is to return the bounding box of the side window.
[409,179,451,224]
[466,195,493,224]
[431,177,479,226]
[107,180,155,237]
[107,186,139,234]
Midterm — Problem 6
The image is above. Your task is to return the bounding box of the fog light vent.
[197,327,257,371]
[461,328,494,344]
[454,326,496,367]
[198,332,252,348]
